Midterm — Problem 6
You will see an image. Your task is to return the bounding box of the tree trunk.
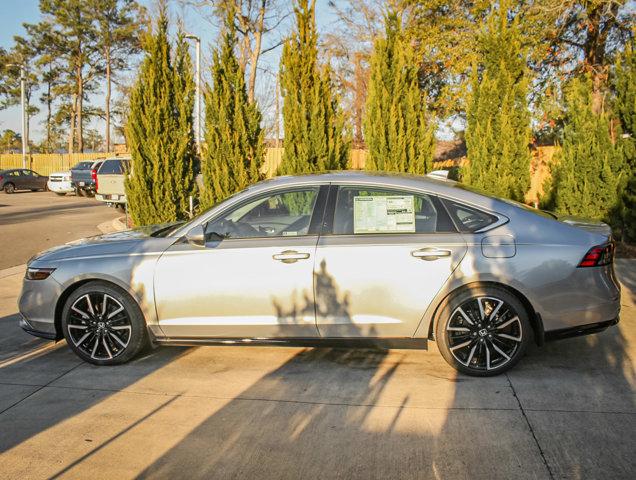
[46,78,52,153]
[68,93,76,154]
[247,2,266,104]
[105,50,111,152]
[77,65,84,153]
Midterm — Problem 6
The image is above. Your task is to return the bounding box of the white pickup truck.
[95,157,130,208]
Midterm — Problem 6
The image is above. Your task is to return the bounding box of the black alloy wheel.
[436,287,531,376]
[61,281,148,365]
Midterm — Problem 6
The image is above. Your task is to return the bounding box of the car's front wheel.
[436,286,531,376]
[61,281,148,365]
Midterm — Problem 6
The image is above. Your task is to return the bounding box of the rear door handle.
[273,250,311,263]
[411,248,451,260]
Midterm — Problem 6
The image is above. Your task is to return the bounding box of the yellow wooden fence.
[0,153,107,176]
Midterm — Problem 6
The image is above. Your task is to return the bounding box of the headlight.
[25,267,56,280]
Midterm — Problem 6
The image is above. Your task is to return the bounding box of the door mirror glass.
[185,224,206,247]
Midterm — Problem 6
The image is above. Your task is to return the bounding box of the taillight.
[0,175,3,181]
[578,243,614,267]
[92,169,98,190]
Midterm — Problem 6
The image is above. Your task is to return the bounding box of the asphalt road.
[0,199,634,479]
[0,191,120,270]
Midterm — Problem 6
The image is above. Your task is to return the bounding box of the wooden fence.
[0,153,107,176]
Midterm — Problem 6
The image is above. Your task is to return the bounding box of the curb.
[0,264,25,280]
[97,216,128,234]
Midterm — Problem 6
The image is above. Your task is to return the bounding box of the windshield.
[171,189,246,236]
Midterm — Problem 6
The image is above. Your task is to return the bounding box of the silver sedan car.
[19,172,620,376]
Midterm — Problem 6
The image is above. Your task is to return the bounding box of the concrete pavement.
[0,191,119,269]
[0,260,634,479]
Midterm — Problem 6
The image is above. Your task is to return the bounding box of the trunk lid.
[557,215,612,239]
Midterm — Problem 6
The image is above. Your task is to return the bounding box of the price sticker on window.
[353,195,415,233]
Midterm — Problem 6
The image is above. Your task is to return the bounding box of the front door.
[315,185,467,338]
[154,186,326,338]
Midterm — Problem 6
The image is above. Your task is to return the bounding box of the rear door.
[315,184,467,338]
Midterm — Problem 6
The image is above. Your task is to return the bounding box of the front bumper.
[18,275,62,339]
[19,315,58,340]
[47,180,74,193]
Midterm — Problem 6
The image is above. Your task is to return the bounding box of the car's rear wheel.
[435,286,531,376]
[61,281,148,365]
[75,187,85,197]
[4,183,15,194]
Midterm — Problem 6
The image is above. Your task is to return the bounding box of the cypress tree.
[278,0,349,175]
[364,12,434,174]
[125,10,196,226]
[614,43,636,240]
[464,0,531,202]
[201,12,264,209]
[546,75,623,220]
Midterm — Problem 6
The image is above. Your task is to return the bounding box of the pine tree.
[464,0,531,202]
[364,12,434,174]
[614,42,636,240]
[278,0,349,175]
[200,12,264,209]
[546,75,623,221]
[125,8,196,226]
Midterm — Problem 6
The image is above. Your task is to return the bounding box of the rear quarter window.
[442,199,499,233]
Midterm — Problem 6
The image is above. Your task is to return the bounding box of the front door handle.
[411,248,451,260]
[273,250,311,263]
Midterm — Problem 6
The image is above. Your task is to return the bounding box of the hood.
[28,222,183,264]
[557,215,612,239]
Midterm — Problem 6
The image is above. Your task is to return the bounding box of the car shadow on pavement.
[0,202,98,226]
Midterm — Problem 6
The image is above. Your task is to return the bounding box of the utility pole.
[185,34,201,154]
[7,64,27,168]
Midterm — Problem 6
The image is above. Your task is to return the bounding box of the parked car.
[18,172,620,375]
[0,168,48,193]
[70,160,103,197]
[95,157,130,207]
[47,171,74,196]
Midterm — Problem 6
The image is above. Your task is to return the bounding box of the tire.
[435,286,531,376]
[61,281,149,365]
[55,192,66,196]
[4,183,15,194]
[75,187,85,197]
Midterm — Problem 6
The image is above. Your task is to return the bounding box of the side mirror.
[185,224,206,247]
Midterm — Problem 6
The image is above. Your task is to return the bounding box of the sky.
[0,0,340,143]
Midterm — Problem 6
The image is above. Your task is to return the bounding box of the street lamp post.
[6,63,27,169]
[184,34,201,154]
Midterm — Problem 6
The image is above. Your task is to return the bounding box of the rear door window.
[331,186,456,235]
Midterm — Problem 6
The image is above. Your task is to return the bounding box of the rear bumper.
[47,180,74,193]
[544,317,619,341]
[96,193,127,204]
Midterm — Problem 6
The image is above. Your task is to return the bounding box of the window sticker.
[353,195,415,233]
